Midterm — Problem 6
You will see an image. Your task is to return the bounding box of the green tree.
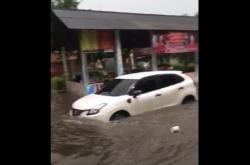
[51,0,79,9]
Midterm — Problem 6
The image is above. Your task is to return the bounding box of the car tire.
[182,95,195,104]
[110,111,130,121]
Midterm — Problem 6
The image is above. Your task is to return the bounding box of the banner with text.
[152,32,198,54]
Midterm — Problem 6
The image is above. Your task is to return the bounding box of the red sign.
[152,32,198,54]
[98,30,114,50]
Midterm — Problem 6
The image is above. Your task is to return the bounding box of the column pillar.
[114,30,124,75]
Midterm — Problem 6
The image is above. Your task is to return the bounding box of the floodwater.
[51,92,198,165]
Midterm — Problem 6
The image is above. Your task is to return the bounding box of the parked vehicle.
[70,71,197,122]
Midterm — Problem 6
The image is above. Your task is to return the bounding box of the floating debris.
[171,126,180,133]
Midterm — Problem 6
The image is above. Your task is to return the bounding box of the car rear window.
[158,74,184,88]
[134,77,158,93]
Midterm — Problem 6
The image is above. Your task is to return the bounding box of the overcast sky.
[77,0,198,16]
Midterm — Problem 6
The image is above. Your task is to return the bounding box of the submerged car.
[70,71,197,122]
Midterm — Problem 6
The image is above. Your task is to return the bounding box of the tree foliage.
[51,0,79,9]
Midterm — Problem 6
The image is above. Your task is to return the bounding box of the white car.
[70,71,197,122]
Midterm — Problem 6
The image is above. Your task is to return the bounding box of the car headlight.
[87,103,107,115]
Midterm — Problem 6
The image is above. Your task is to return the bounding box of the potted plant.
[171,63,185,71]
[184,63,195,73]
[51,76,65,93]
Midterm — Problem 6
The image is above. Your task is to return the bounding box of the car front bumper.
[69,109,108,122]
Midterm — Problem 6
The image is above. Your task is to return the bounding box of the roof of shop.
[52,9,198,31]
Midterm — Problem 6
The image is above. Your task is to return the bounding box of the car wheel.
[110,111,130,121]
[182,95,195,104]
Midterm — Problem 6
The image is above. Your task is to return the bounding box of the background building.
[51,9,198,95]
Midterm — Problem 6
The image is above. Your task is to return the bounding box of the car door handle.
[155,94,162,97]
[178,87,184,90]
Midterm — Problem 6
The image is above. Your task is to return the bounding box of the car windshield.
[96,79,137,96]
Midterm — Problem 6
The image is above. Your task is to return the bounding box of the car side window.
[158,74,184,88]
[134,77,158,94]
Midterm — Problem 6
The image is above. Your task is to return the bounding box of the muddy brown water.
[51,92,198,165]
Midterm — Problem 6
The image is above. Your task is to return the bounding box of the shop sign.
[80,30,98,51]
[133,47,154,57]
[80,30,114,52]
[51,53,62,63]
[68,55,78,60]
[152,32,198,54]
[98,30,114,50]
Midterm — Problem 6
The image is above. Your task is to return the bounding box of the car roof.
[116,71,183,80]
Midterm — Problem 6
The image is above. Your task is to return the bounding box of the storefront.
[51,9,198,95]
[80,30,116,84]
[152,31,198,72]
[129,32,198,72]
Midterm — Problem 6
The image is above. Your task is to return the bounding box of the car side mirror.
[130,90,143,98]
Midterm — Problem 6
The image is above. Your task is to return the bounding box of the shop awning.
[52,9,198,31]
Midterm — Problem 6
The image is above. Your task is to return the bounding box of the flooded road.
[51,92,198,165]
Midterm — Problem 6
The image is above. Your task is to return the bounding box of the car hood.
[72,94,120,110]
